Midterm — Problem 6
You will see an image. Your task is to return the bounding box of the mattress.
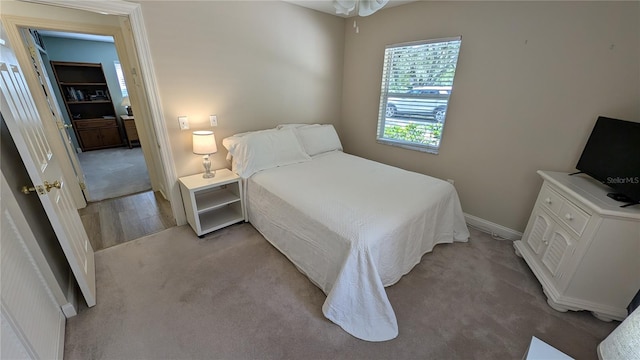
[246,151,469,341]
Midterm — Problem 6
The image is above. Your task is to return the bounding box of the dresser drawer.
[539,185,564,215]
[558,200,590,236]
[74,119,117,129]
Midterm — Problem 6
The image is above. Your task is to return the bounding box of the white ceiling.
[283,0,418,17]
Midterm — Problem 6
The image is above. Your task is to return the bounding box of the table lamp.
[121,96,133,116]
[598,306,640,359]
[192,130,217,178]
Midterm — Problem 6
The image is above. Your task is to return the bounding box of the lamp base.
[202,155,215,178]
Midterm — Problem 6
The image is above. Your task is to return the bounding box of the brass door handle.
[21,184,45,195]
[21,181,60,195]
[21,185,37,194]
[44,180,61,192]
[57,122,73,130]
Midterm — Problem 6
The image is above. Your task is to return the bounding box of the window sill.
[376,139,440,155]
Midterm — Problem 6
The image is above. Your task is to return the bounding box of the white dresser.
[514,170,640,321]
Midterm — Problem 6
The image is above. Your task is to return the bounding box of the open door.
[0,23,96,307]
[20,27,90,204]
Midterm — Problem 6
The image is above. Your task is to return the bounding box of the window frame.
[376,36,462,155]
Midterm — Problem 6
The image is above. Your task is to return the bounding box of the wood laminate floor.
[79,190,176,251]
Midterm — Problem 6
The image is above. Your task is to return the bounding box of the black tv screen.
[576,116,640,204]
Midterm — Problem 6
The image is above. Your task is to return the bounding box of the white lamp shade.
[598,307,640,359]
[121,96,131,107]
[192,130,217,155]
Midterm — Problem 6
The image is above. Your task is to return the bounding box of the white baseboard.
[61,273,78,318]
[157,188,169,201]
[464,213,523,241]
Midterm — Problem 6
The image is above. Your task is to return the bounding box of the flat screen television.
[575,116,640,206]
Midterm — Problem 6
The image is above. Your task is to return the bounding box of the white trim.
[60,303,76,318]
[464,213,523,241]
[23,0,186,225]
[23,0,136,16]
[61,272,77,318]
[56,309,65,359]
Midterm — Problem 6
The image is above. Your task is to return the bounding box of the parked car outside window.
[385,86,451,122]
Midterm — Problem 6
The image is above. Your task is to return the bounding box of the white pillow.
[222,128,274,161]
[222,128,310,178]
[276,123,314,130]
[295,124,343,156]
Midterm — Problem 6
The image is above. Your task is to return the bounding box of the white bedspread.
[246,151,469,341]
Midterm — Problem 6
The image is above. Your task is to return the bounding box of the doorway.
[27,29,175,250]
[2,0,186,234]
[33,29,152,202]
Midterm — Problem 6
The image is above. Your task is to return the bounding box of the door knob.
[21,184,45,195]
[44,180,61,192]
[21,185,37,194]
[57,122,73,130]
[22,181,60,194]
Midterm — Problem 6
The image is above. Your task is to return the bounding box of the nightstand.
[514,170,640,321]
[178,169,245,237]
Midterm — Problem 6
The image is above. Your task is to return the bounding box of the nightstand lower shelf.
[199,203,244,233]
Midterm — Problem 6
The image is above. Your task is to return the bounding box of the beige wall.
[0,0,122,26]
[3,0,638,233]
[136,1,345,177]
[341,1,640,231]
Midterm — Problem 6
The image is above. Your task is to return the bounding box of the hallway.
[79,190,175,251]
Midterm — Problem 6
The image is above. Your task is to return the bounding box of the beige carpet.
[64,223,617,359]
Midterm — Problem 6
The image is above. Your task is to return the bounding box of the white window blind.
[114,61,128,97]
[376,37,462,154]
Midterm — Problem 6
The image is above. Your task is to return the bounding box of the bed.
[223,124,470,342]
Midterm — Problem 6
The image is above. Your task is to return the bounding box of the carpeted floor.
[77,147,151,201]
[64,224,617,360]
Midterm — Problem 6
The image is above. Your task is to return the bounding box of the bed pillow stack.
[222,123,343,177]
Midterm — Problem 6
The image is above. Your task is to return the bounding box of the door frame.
[26,29,150,203]
[5,0,187,225]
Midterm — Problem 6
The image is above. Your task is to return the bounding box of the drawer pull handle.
[565,213,573,221]
[545,197,552,204]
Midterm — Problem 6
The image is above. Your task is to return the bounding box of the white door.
[1,172,65,360]
[0,25,96,307]
[22,27,89,205]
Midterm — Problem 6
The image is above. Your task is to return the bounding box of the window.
[376,37,462,154]
[114,61,128,97]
